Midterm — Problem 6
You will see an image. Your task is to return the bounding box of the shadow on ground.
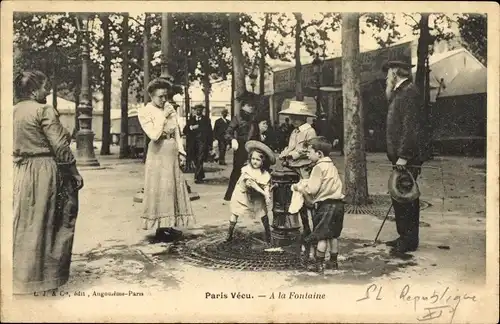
[69,243,181,292]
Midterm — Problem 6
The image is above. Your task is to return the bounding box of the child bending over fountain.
[291,137,345,273]
[226,141,276,244]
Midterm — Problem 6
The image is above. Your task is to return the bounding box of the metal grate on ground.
[345,194,431,220]
[169,194,430,272]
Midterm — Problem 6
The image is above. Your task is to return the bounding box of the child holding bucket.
[291,136,345,273]
[225,140,276,244]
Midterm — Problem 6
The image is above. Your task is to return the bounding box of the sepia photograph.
[1,1,498,323]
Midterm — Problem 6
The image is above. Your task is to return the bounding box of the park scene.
[8,8,493,323]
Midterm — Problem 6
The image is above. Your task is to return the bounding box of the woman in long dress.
[13,70,83,294]
[138,77,195,235]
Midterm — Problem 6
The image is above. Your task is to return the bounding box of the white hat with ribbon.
[279,100,316,117]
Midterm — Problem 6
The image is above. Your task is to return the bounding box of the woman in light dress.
[138,77,195,237]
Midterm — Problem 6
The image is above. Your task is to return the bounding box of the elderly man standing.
[214,108,230,165]
[382,61,424,254]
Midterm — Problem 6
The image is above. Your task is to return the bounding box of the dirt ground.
[7,150,493,323]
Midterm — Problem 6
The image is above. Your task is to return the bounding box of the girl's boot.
[261,215,272,244]
[226,221,237,242]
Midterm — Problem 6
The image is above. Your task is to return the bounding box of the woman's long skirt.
[142,138,194,229]
[13,157,79,294]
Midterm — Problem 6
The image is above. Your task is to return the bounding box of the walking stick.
[372,203,393,245]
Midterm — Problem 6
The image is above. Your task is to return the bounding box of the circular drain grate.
[168,195,429,272]
[171,233,417,274]
[345,194,431,219]
[173,233,308,271]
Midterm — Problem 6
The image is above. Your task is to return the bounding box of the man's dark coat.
[184,114,213,180]
[386,79,423,166]
[223,113,258,200]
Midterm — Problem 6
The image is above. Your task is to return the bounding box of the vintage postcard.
[1,1,498,323]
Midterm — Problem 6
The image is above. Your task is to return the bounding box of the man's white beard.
[385,79,397,101]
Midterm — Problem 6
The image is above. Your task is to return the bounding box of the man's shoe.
[386,237,401,247]
[390,241,415,254]
[324,259,338,270]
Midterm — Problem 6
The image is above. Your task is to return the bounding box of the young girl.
[291,136,345,273]
[226,140,276,243]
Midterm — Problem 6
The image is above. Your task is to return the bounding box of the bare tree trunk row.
[142,13,151,163]
[294,13,303,101]
[259,13,271,95]
[101,13,112,155]
[229,13,246,116]
[342,13,369,205]
[119,13,130,158]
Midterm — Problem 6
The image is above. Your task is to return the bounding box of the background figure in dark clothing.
[314,112,341,153]
[382,60,424,254]
[213,108,230,165]
[184,104,213,183]
[251,116,276,151]
[224,92,259,201]
[281,117,294,144]
[183,112,196,172]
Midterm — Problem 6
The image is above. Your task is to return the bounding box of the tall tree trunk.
[230,61,235,118]
[259,14,271,95]
[100,13,112,155]
[229,13,246,116]
[119,13,130,158]
[143,13,151,104]
[52,65,57,109]
[142,13,151,163]
[51,46,58,110]
[293,13,303,101]
[415,14,430,99]
[74,85,80,135]
[342,13,369,205]
[184,55,190,119]
[160,13,173,76]
[416,13,432,161]
[202,55,211,116]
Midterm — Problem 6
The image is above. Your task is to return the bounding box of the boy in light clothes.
[292,137,345,273]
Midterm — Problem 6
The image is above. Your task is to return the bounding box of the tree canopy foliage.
[457,13,487,65]
[13,12,487,105]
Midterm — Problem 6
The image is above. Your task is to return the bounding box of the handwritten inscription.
[356,284,383,302]
[357,284,477,323]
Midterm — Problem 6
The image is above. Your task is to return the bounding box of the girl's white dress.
[138,102,195,229]
[230,165,272,219]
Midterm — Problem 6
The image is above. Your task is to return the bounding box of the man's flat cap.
[382,61,415,72]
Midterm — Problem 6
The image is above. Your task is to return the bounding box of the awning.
[439,67,487,98]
